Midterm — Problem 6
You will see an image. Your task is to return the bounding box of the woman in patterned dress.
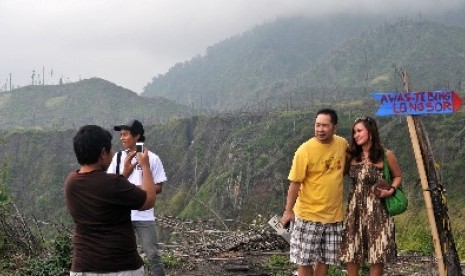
[340,116,403,276]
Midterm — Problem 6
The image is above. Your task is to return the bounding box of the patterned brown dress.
[340,158,396,264]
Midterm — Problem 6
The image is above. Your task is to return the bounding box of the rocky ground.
[156,216,464,276]
[163,250,464,276]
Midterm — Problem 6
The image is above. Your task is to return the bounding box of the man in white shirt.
[107,120,166,276]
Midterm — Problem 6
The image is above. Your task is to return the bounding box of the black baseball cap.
[113,120,144,135]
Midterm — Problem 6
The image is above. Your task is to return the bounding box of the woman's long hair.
[349,116,384,163]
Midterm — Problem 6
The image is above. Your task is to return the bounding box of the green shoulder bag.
[383,149,408,216]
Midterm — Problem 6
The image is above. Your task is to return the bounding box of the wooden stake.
[400,69,446,275]
[406,116,446,275]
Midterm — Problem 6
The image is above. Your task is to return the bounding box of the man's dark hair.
[73,125,112,165]
[316,108,338,125]
[113,119,146,142]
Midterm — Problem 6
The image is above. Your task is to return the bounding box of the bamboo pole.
[400,69,446,275]
[406,116,446,275]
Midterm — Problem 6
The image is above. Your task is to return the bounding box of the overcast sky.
[1,0,463,93]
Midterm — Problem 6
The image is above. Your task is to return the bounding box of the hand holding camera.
[135,143,150,169]
[136,142,144,153]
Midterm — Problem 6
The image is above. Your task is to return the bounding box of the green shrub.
[162,252,183,269]
[327,265,346,276]
[261,254,296,275]
[16,233,71,276]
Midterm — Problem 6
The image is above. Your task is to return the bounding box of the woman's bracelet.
[390,185,397,191]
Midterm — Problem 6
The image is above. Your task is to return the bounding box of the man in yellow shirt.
[282,108,348,276]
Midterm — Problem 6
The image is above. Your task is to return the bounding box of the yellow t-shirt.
[288,135,348,223]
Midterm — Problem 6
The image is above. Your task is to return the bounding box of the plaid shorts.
[290,218,342,265]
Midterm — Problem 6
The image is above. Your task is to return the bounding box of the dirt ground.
[155,217,464,276]
[164,250,465,276]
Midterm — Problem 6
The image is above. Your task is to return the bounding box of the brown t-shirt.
[64,170,146,272]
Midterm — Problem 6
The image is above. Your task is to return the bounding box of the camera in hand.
[136,142,144,153]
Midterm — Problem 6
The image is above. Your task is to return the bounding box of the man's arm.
[151,154,167,195]
[378,149,403,198]
[137,148,156,210]
[155,183,163,194]
[281,181,301,227]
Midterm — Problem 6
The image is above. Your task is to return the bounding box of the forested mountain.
[0,78,189,130]
[3,104,465,246]
[258,19,465,110]
[142,17,465,112]
[142,15,380,110]
[305,19,465,91]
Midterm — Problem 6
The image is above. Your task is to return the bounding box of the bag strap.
[115,151,122,175]
[383,148,391,183]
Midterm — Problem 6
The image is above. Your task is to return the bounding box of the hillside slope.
[142,18,465,112]
[0,78,189,130]
[258,19,465,110]
[4,102,465,224]
[142,15,379,110]
[306,20,465,91]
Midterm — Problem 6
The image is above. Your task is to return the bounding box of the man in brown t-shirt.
[65,125,156,275]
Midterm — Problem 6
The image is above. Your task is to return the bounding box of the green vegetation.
[396,211,435,255]
[261,254,296,275]
[0,78,189,130]
[261,255,352,276]
[161,252,183,269]
[15,234,71,276]
[0,167,10,205]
